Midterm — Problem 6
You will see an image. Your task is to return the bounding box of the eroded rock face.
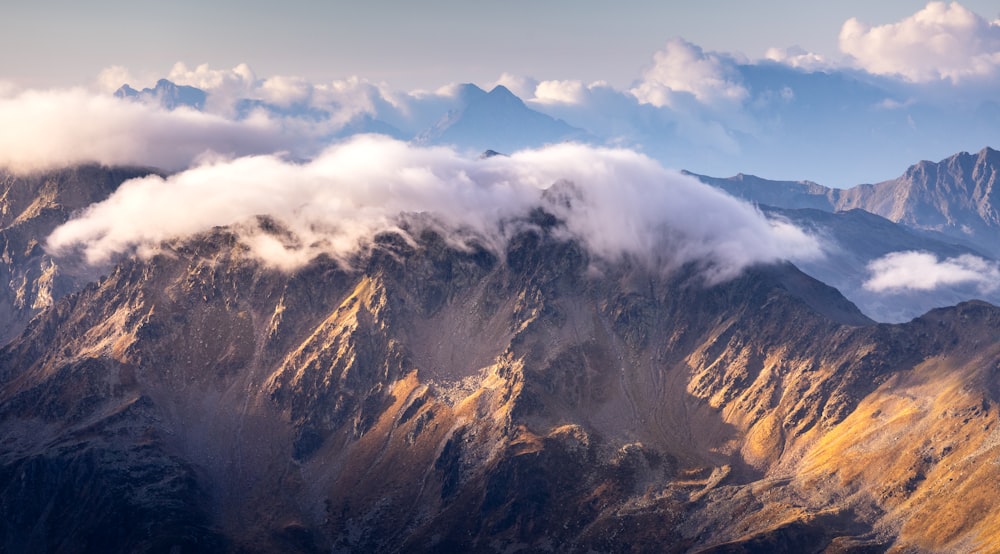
[0,165,158,343]
[2,213,1000,553]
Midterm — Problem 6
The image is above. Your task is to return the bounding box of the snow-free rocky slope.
[0,165,158,343]
[3,207,1000,552]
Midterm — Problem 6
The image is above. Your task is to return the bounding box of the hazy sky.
[5,0,998,89]
[2,1,999,189]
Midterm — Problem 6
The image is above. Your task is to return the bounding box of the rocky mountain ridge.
[3,208,1000,552]
[763,205,1000,322]
[688,147,1000,322]
[0,165,158,343]
[690,146,1000,257]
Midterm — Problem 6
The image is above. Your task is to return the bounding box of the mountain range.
[415,84,587,153]
[688,147,1000,322]
[115,79,585,154]
[3,144,1000,551]
[108,59,1000,188]
[115,79,207,111]
[690,146,1000,257]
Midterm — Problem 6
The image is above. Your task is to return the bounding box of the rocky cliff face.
[836,146,1000,253]
[0,165,157,343]
[3,209,1000,553]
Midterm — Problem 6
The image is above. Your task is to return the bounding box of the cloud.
[95,65,138,94]
[47,136,821,281]
[257,75,314,107]
[631,38,748,108]
[489,73,538,100]
[162,64,402,125]
[763,46,832,72]
[533,80,590,105]
[0,87,317,173]
[167,62,259,113]
[839,2,1000,83]
[863,251,1000,293]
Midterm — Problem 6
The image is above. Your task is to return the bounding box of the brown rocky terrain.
[3,206,1000,552]
[0,165,157,343]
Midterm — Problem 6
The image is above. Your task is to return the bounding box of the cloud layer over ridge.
[47,136,820,280]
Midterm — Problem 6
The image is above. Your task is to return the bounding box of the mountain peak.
[111,78,206,111]
[978,145,1000,163]
[113,84,139,99]
[453,83,488,105]
[417,83,585,152]
[485,85,524,107]
[487,84,516,97]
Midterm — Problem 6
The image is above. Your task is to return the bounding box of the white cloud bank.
[0,87,316,173]
[839,1,1000,83]
[47,136,820,281]
[631,38,748,109]
[864,251,1000,293]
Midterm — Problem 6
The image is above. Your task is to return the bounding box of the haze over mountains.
[100,61,1000,189]
[690,146,1000,322]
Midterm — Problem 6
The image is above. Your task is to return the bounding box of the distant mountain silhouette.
[416,84,589,152]
[114,79,206,110]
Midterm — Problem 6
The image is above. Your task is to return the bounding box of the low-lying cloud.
[47,136,820,281]
[0,87,316,173]
[864,251,1000,293]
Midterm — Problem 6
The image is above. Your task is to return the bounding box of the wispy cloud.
[864,251,1000,293]
[763,46,832,71]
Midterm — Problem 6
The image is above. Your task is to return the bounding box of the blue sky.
[3,1,998,89]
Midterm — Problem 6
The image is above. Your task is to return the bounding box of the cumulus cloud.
[0,87,313,173]
[864,251,1000,293]
[533,80,590,105]
[47,136,820,280]
[839,2,1000,82]
[631,38,748,108]
[167,62,259,112]
[159,63,402,127]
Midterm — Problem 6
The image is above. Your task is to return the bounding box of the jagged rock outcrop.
[0,165,157,343]
[3,209,1000,552]
[833,147,1000,257]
